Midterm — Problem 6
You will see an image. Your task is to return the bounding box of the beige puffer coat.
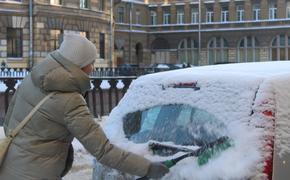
[0,51,151,180]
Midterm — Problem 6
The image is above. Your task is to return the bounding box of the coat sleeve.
[63,93,151,177]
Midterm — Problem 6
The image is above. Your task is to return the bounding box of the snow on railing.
[0,68,30,77]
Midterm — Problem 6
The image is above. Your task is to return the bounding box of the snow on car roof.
[186,61,290,75]
[103,61,290,179]
[140,61,290,82]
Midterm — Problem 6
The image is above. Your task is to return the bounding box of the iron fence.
[0,75,136,125]
[0,65,184,125]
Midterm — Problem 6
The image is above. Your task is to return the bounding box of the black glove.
[146,162,169,179]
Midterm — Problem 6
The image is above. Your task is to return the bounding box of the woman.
[0,34,168,179]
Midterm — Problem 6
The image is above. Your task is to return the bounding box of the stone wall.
[0,0,112,68]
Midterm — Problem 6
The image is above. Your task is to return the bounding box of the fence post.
[122,78,132,96]
[4,78,17,112]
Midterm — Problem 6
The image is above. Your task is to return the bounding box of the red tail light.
[262,110,274,180]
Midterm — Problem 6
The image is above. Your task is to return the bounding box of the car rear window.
[123,104,227,146]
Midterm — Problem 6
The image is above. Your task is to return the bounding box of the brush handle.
[136,136,230,180]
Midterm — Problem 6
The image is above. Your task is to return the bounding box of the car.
[145,63,182,74]
[117,64,139,76]
[93,61,290,180]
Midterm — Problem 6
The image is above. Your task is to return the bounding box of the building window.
[252,3,261,21]
[176,8,184,24]
[99,0,105,11]
[236,5,244,21]
[178,38,198,65]
[7,28,22,58]
[80,0,88,9]
[49,29,63,51]
[206,7,214,23]
[208,37,229,65]
[117,7,125,23]
[136,10,141,24]
[191,7,198,24]
[221,6,229,22]
[163,10,170,24]
[99,33,105,59]
[150,11,157,25]
[287,1,290,18]
[50,0,62,5]
[269,2,277,19]
[271,34,290,61]
[238,36,260,62]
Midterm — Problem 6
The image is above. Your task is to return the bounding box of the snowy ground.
[63,139,94,180]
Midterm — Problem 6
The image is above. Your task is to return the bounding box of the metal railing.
[0,65,185,125]
[0,66,181,77]
[0,75,136,125]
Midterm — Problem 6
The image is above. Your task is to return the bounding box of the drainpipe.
[198,0,201,66]
[129,2,133,64]
[29,0,34,69]
[110,0,114,67]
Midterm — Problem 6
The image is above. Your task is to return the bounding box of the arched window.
[208,37,229,65]
[177,38,198,65]
[271,34,290,61]
[238,36,260,62]
[151,38,170,63]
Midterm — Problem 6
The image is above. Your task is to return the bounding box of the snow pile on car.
[103,61,290,180]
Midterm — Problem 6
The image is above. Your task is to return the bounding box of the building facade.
[0,0,112,68]
[114,0,290,67]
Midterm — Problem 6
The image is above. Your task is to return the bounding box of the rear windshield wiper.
[149,136,232,166]
[138,136,232,180]
[149,142,197,155]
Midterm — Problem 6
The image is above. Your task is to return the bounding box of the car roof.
[139,61,290,84]
[191,61,290,76]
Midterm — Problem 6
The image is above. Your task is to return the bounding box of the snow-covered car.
[93,61,290,180]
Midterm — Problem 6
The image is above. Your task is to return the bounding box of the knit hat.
[57,34,97,68]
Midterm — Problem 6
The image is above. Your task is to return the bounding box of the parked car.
[145,63,182,74]
[117,64,139,76]
[93,61,290,180]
